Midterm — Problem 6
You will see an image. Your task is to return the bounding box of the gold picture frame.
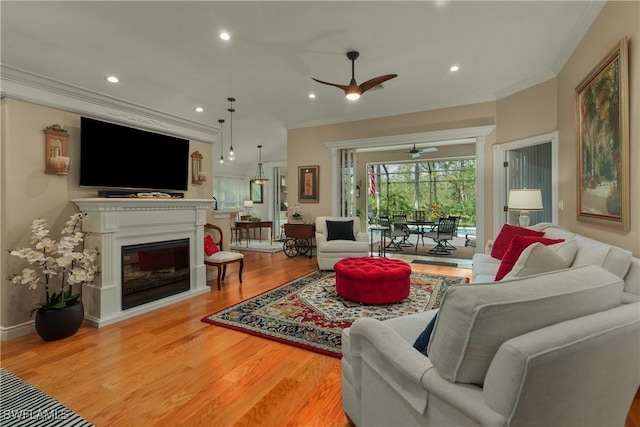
[576,37,629,231]
[298,165,319,203]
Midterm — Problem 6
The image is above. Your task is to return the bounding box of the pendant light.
[227,97,235,161]
[218,119,225,164]
[254,144,269,184]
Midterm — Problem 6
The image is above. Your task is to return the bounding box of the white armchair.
[315,216,369,270]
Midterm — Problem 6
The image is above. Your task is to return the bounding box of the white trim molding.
[1,65,219,143]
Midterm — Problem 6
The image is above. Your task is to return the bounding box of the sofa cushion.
[490,224,545,260]
[427,265,624,385]
[504,240,576,280]
[495,236,564,281]
[326,220,355,241]
[573,235,632,279]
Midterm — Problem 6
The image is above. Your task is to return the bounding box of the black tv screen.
[80,117,189,192]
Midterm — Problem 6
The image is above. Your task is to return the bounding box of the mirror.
[191,151,205,184]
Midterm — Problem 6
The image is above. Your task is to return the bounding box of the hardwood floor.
[1,251,638,426]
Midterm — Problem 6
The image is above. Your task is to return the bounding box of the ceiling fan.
[311,51,397,100]
[408,144,438,158]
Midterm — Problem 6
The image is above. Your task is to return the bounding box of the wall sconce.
[508,189,543,227]
[191,151,206,184]
[44,124,69,176]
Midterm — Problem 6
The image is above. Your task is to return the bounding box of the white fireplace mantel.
[72,198,213,327]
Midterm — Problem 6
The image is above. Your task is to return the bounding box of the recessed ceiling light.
[194,107,204,112]
[450,65,459,72]
[220,32,230,41]
[105,75,119,83]
[308,93,316,99]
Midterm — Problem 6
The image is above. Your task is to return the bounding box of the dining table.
[406,220,435,252]
[234,220,274,248]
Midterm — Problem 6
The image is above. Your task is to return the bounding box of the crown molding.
[0,65,219,143]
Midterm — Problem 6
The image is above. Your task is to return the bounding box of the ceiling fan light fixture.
[345,89,361,101]
[312,50,397,100]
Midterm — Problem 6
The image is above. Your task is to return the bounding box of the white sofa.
[472,223,640,303]
[315,216,369,270]
[341,226,640,426]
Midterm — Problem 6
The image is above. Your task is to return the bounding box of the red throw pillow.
[204,234,219,256]
[491,224,545,260]
[495,235,565,281]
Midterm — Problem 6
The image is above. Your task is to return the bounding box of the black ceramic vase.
[34,301,84,341]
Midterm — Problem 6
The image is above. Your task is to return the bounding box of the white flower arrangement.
[7,213,99,313]
[291,204,303,218]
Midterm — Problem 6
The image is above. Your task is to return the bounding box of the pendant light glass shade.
[218,119,225,164]
[254,145,269,184]
[227,98,235,161]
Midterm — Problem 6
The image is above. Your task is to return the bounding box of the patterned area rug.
[0,367,93,426]
[202,270,468,357]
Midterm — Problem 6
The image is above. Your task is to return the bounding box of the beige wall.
[557,0,639,256]
[495,79,558,144]
[288,102,497,226]
[0,98,212,329]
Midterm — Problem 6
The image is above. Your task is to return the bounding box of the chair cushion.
[205,250,244,263]
[204,235,220,256]
[495,235,564,281]
[491,224,545,260]
[427,264,624,386]
[326,220,355,241]
[504,240,577,280]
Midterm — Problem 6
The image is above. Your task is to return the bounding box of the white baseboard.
[1,321,35,341]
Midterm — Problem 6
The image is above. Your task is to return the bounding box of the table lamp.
[508,189,543,227]
[243,200,253,215]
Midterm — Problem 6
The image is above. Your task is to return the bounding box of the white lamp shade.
[508,189,543,211]
[243,200,253,208]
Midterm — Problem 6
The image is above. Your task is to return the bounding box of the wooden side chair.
[203,224,244,290]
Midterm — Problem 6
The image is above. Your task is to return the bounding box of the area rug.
[230,240,284,253]
[0,367,93,426]
[202,270,469,358]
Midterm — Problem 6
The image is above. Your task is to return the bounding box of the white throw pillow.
[504,239,577,280]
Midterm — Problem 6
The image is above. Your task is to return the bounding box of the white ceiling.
[0,1,604,172]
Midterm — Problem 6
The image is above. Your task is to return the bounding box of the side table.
[369,225,389,257]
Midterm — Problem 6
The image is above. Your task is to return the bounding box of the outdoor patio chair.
[423,217,457,255]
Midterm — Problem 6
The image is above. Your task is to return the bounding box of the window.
[368,158,476,226]
[213,177,243,210]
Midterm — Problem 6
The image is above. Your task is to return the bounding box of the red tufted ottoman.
[334,257,412,304]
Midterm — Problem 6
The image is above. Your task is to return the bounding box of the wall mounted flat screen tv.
[80,117,189,192]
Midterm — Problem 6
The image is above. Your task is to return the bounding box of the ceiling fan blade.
[311,77,351,92]
[358,74,398,93]
[411,152,421,159]
[420,147,438,153]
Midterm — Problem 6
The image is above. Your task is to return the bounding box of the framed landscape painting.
[575,37,629,231]
[298,165,319,203]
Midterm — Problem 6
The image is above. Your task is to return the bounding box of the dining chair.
[379,216,408,251]
[444,215,461,250]
[423,217,456,255]
[204,224,244,290]
[392,214,412,247]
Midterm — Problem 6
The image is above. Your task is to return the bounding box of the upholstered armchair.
[315,216,369,270]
